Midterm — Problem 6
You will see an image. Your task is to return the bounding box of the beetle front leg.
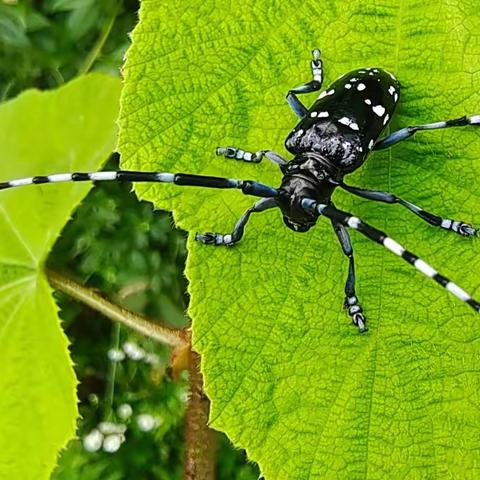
[196,198,277,246]
[331,220,368,333]
[286,48,323,118]
[215,146,288,171]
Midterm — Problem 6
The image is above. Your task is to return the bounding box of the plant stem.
[79,2,119,75]
[47,269,189,348]
[104,322,121,420]
[184,350,217,480]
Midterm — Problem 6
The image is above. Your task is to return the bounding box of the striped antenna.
[302,200,480,313]
[0,170,278,198]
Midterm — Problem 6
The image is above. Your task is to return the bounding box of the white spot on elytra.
[364,99,372,105]
[388,85,396,95]
[357,146,363,152]
[310,111,318,117]
[297,129,304,135]
[394,92,398,102]
[357,83,366,91]
[383,114,390,125]
[345,83,352,89]
[373,68,379,73]
[338,117,359,130]
[318,111,329,118]
[350,77,359,82]
[318,89,334,99]
[368,139,374,149]
[373,104,386,117]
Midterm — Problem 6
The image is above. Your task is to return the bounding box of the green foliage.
[52,328,187,480]
[50,156,189,328]
[49,162,190,479]
[0,73,120,480]
[0,0,138,99]
[118,1,480,478]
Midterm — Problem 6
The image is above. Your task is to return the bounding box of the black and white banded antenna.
[0,170,278,198]
[302,199,480,313]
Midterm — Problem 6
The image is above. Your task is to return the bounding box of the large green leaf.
[118,2,480,478]
[0,74,121,479]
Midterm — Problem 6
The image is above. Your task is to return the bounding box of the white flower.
[83,429,103,452]
[117,403,133,420]
[102,434,125,453]
[107,348,125,362]
[122,341,145,360]
[144,353,160,366]
[136,413,161,432]
[98,421,127,435]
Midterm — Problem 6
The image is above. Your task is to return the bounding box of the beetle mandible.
[2,49,479,332]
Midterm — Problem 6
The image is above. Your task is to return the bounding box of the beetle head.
[282,215,316,232]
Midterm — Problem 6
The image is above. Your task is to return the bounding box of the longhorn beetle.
[2,49,479,332]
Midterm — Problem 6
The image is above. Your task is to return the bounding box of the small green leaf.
[0,73,121,480]
[119,2,480,478]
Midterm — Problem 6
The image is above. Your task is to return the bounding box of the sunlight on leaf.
[119,1,480,478]
[0,74,120,480]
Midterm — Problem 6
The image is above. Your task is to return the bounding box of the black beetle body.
[279,67,400,231]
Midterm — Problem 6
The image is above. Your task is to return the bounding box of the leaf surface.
[119,2,480,478]
[0,74,121,480]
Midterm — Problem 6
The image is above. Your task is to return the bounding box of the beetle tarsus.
[195,232,234,246]
[344,296,368,333]
[457,222,477,237]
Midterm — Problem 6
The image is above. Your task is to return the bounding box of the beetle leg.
[301,199,480,315]
[373,114,480,149]
[286,48,323,118]
[331,220,368,333]
[196,197,277,246]
[340,182,477,237]
[215,146,288,171]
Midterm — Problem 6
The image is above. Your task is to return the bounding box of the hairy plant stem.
[47,269,189,348]
[48,270,217,477]
[185,350,217,480]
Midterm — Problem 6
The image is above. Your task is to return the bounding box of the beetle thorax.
[277,153,338,232]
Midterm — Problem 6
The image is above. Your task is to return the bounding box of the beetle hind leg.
[332,220,368,333]
[373,114,480,150]
[339,182,477,238]
[345,295,367,333]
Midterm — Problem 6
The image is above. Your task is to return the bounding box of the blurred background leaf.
[0,72,121,480]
